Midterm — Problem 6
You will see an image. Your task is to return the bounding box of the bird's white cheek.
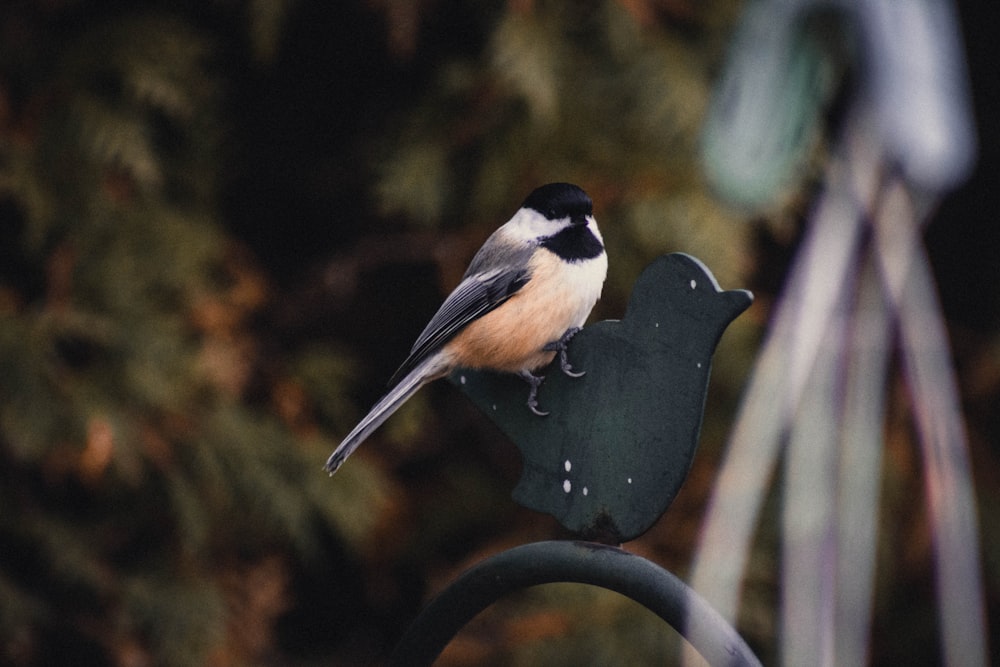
[502,209,557,241]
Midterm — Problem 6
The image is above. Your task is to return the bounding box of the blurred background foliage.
[0,1,996,665]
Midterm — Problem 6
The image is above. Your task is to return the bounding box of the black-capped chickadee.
[325,183,607,474]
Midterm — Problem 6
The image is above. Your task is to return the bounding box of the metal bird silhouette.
[451,253,752,543]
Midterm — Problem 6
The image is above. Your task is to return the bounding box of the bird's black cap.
[521,183,593,222]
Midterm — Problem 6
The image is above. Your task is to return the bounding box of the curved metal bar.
[389,541,760,666]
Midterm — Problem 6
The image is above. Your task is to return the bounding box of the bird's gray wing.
[387,243,534,388]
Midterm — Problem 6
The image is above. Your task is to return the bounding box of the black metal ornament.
[450,253,753,543]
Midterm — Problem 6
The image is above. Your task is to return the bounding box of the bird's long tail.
[324,355,449,474]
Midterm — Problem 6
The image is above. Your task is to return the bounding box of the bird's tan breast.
[446,249,606,373]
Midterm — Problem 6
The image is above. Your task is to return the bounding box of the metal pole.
[389,540,760,666]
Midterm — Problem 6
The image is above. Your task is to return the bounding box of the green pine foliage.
[0,7,370,665]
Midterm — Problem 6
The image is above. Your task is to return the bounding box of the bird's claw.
[543,327,585,377]
[521,328,586,415]
[527,398,549,417]
[519,370,550,416]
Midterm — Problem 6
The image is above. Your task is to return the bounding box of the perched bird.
[325,183,608,474]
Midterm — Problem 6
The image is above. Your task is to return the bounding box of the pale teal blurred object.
[691,0,985,665]
[701,0,976,210]
[700,0,843,209]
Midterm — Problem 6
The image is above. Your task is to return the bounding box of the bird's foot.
[518,370,549,416]
[543,327,585,378]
